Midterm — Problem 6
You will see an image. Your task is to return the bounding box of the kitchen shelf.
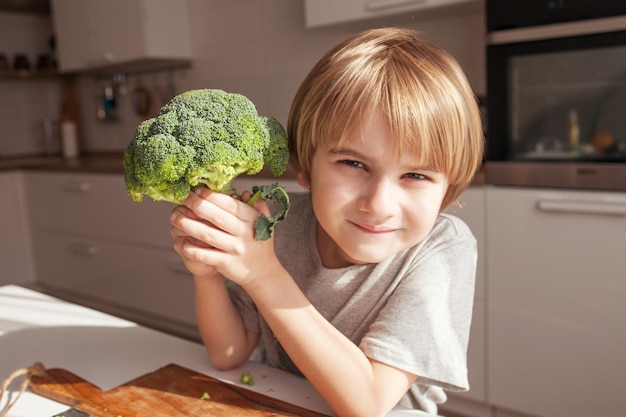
[0,69,60,80]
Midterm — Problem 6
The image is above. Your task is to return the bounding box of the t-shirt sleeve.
[359,215,477,391]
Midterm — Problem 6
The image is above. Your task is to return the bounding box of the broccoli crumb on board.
[200,392,211,400]
[123,88,291,240]
[240,371,255,386]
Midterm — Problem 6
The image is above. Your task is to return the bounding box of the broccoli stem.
[246,189,263,207]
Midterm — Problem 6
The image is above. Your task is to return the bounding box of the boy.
[170,27,484,416]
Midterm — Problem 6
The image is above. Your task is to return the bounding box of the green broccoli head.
[123,89,289,203]
[123,88,291,239]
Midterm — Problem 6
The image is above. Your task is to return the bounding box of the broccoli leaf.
[248,183,290,241]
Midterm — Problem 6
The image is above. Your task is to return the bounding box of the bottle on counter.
[59,78,81,159]
[61,120,79,159]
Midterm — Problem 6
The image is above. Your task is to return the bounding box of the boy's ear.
[296,172,311,189]
[288,156,311,189]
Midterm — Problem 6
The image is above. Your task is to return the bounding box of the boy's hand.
[172,187,280,286]
[170,204,221,280]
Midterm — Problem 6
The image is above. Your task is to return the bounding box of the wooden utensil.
[29,363,329,417]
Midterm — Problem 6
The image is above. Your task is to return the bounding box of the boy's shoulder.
[432,212,476,242]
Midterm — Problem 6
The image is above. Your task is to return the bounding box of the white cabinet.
[24,171,198,339]
[50,0,192,73]
[0,172,35,285]
[26,172,173,247]
[486,187,626,417]
[444,187,487,411]
[304,0,483,28]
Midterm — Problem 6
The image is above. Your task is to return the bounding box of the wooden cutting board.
[29,363,330,417]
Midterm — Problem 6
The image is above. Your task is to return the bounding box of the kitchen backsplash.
[0,0,485,157]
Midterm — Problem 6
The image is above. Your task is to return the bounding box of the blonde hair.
[287,27,484,210]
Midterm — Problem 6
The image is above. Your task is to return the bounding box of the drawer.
[24,171,174,247]
[34,231,196,325]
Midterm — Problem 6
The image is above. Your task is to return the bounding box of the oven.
[485,1,626,190]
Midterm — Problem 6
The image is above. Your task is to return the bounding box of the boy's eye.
[340,159,365,169]
[404,172,428,180]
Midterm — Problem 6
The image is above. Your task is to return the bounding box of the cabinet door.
[51,0,191,72]
[25,172,174,248]
[35,232,196,325]
[446,187,486,404]
[0,172,35,285]
[304,0,481,28]
[486,187,626,417]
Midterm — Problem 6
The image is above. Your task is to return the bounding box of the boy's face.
[300,114,449,268]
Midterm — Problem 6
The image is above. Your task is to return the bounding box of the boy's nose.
[357,178,398,218]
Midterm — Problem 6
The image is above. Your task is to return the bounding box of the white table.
[0,285,426,416]
[0,285,335,416]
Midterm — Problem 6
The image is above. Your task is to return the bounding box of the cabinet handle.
[365,0,427,12]
[536,199,626,217]
[69,242,98,257]
[63,181,91,193]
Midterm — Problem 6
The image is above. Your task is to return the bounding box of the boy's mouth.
[350,220,396,234]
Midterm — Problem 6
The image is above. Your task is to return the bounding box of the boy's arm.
[244,264,417,417]
[171,204,259,370]
[194,274,260,370]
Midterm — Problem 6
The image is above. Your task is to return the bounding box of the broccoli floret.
[262,116,290,177]
[240,371,255,386]
[123,88,290,240]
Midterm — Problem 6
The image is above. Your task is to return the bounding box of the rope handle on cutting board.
[0,362,46,417]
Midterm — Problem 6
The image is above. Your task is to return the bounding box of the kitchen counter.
[0,285,425,417]
[0,153,125,174]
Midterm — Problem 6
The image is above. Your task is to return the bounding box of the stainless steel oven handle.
[536,199,626,217]
[487,15,626,45]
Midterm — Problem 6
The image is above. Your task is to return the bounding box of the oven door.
[486,15,626,191]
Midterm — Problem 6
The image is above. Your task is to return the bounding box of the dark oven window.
[487,30,626,164]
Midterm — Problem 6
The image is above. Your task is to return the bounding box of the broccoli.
[240,371,255,386]
[123,88,290,240]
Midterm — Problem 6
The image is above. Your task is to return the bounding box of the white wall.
[0,0,485,155]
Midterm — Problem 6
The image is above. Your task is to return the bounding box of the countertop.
[0,153,126,174]
[0,285,332,417]
[0,153,486,184]
[0,285,426,417]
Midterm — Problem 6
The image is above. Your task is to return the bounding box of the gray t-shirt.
[227,192,477,413]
